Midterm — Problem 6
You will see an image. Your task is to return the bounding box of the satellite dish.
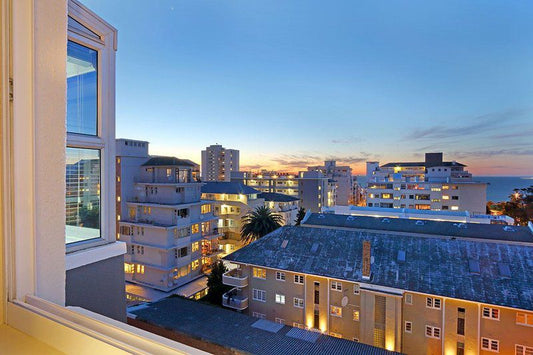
[341,296,348,307]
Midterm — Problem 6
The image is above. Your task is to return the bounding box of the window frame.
[293,297,304,308]
[482,306,500,321]
[294,274,304,284]
[481,337,499,352]
[275,271,286,281]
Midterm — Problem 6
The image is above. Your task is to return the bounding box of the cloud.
[450,149,533,159]
[331,136,365,144]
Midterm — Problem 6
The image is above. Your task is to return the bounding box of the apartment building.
[222,213,533,354]
[116,142,220,293]
[232,170,336,213]
[201,182,264,254]
[201,144,239,182]
[323,205,515,225]
[308,160,355,205]
[366,153,487,213]
[259,192,300,226]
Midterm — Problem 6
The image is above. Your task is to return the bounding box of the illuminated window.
[191,259,199,270]
[516,312,533,326]
[253,267,266,279]
[192,242,199,252]
[191,224,199,234]
[451,206,459,211]
[481,337,499,352]
[482,307,500,320]
[136,264,144,274]
[353,310,360,321]
[442,195,450,200]
[201,204,212,214]
[330,305,342,317]
[329,332,342,339]
[275,294,285,304]
[124,263,134,274]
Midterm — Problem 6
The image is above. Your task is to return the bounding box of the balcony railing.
[222,288,248,311]
[223,269,248,288]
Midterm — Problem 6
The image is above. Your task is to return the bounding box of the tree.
[240,206,283,245]
[206,260,230,305]
[294,207,306,226]
[487,186,533,226]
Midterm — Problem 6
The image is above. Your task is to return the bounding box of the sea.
[355,176,533,203]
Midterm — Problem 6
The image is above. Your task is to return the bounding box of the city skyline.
[86,0,533,176]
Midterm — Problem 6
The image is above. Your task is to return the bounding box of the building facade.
[258,192,300,226]
[116,142,220,294]
[308,160,355,205]
[366,153,487,213]
[222,214,533,354]
[201,182,264,254]
[201,144,239,182]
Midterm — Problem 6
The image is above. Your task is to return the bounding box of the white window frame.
[516,312,533,327]
[275,318,285,324]
[275,293,285,304]
[252,288,266,302]
[405,293,413,305]
[354,284,360,295]
[331,281,342,291]
[252,312,266,319]
[481,337,499,352]
[426,297,442,310]
[516,344,533,355]
[275,271,286,281]
[482,306,500,320]
[405,321,412,333]
[294,274,304,284]
[425,325,441,339]
[293,297,304,308]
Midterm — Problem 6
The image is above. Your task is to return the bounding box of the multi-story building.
[258,192,300,226]
[308,161,355,205]
[231,170,336,213]
[366,153,487,213]
[323,205,515,225]
[201,144,239,182]
[201,182,264,254]
[116,141,220,294]
[222,213,533,354]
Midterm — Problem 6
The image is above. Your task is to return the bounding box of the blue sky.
[84,0,533,175]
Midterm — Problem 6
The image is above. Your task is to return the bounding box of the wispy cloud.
[451,149,533,159]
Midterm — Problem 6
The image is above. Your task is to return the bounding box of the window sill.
[66,241,126,270]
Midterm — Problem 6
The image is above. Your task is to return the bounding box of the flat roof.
[142,156,196,167]
[130,297,399,355]
[224,223,533,311]
[201,181,261,195]
[259,192,300,202]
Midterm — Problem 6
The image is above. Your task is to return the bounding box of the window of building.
[353,310,360,321]
[331,281,342,291]
[314,282,320,304]
[354,284,360,295]
[481,337,499,352]
[136,245,144,255]
[516,312,533,326]
[457,342,465,355]
[276,271,286,281]
[192,242,199,252]
[329,332,342,338]
[405,293,413,305]
[275,294,285,304]
[426,297,441,309]
[405,321,412,333]
[425,325,441,339]
[294,274,304,284]
[330,305,342,317]
[124,263,134,274]
[253,267,266,279]
[201,204,211,214]
[136,264,145,274]
[516,344,533,355]
[452,196,459,200]
[191,259,199,270]
[482,307,500,320]
[252,312,266,319]
[253,289,266,302]
[275,318,285,325]
[293,297,304,308]
[191,224,199,234]
[457,307,465,335]
[293,323,305,329]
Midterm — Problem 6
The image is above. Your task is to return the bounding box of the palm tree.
[240,206,283,245]
[294,207,306,226]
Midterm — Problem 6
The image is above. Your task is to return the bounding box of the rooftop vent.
[346,216,355,221]
[468,259,480,274]
[454,223,467,229]
[415,220,425,226]
[318,214,325,219]
[503,226,516,232]
[382,218,390,223]
[281,240,288,249]
[397,250,406,262]
[310,243,319,254]
[498,263,511,278]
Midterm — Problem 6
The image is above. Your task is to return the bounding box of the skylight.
[468,260,480,274]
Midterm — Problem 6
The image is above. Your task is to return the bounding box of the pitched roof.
[224,224,533,311]
[258,192,300,202]
[141,156,196,167]
[380,161,466,168]
[302,213,533,243]
[201,181,260,195]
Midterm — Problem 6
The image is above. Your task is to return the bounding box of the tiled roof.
[201,182,261,195]
[141,156,196,167]
[224,224,533,311]
[131,297,399,355]
[259,192,300,202]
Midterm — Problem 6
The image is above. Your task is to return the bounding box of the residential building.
[201,144,239,182]
[308,160,355,205]
[323,205,515,225]
[232,170,336,213]
[201,182,264,254]
[0,0,201,352]
[366,153,487,213]
[259,192,300,226]
[222,213,533,354]
[116,145,221,294]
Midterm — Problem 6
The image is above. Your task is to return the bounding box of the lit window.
[136,264,144,274]
[124,263,134,274]
[481,337,499,352]
[451,206,459,211]
[330,305,342,317]
[329,332,342,338]
[516,312,533,326]
[192,242,199,252]
[253,267,266,279]
[191,224,199,234]
[275,294,285,304]
[353,310,360,321]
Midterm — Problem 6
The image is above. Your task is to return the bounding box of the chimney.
[362,240,371,280]
[425,152,443,168]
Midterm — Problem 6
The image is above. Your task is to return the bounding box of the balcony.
[222,288,248,311]
[223,268,248,287]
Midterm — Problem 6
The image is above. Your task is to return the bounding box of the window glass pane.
[67,40,97,135]
[66,147,101,243]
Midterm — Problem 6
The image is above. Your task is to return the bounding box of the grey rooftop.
[258,192,300,202]
[201,181,261,195]
[130,297,399,355]
[142,156,197,167]
[224,224,533,311]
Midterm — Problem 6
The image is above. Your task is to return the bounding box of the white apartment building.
[201,144,239,182]
[308,160,355,205]
[231,170,336,213]
[117,140,220,294]
[366,153,487,213]
[258,192,300,226]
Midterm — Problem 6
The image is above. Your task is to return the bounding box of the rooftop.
[142,156,197,167]
[224,223,533,311]
[380,161,466,168]
[201,181,261,195]
[258,192,300,202]
[130,297,398,355]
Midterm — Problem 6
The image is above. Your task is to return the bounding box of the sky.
[84,0,533,176]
